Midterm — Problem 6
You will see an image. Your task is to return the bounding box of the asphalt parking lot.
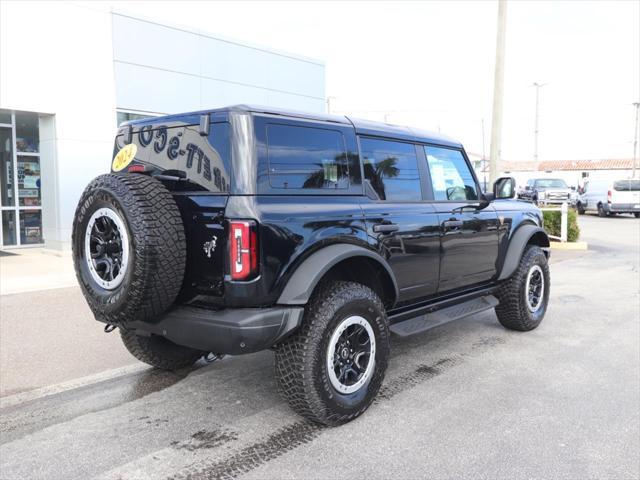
[1,214,638,479]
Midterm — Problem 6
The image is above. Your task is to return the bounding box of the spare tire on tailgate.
[72,173,186,325]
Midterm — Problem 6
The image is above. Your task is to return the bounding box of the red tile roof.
[501,159,635,172]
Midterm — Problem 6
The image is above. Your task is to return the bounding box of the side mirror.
[524,185,531,190]
[570,186,576,191]
[493,176,516,199]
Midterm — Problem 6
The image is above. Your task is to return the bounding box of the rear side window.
[267,124,349,189]
[360,138,421,201]
[115,122,231,193]
[613,179,640,191]
[425,146,478,201]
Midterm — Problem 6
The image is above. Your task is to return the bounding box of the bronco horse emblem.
[203,235,217,258]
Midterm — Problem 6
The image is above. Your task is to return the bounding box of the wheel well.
[527,230,550,251]
[313,256,396,309]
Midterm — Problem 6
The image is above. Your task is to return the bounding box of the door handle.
[373,223,399,233]
[443,219,464,229]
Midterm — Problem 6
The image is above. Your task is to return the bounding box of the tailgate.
[113,119,232,304]
[174,194,228,303]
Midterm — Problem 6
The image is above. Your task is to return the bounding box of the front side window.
[267,124,349,189]
[360,138,421,201]
[425,146,478,201]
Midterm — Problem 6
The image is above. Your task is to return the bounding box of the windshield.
[613,179,640,191]
[534,179,568,189]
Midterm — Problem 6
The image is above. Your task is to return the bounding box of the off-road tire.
[576,202,585,215]
[634,212,640,218]
[495,245,550,331]
[275,281,390,426]
[120,329,205,370]
[72,173,186,325]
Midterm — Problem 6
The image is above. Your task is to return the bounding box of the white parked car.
[577,178,640,217]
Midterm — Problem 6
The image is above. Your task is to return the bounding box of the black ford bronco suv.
[72,105,550,426]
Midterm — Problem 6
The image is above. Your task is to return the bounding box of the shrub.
[543,209,580,242]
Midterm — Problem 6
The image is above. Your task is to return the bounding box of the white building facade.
[0,2,325,251]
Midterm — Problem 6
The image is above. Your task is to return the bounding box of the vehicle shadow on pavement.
[127,311,512,480]
[1,310,506,447]
[121,365,201,403]
[0,364,200,444]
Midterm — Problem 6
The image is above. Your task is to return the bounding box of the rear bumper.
[606,203,640,213]
[125,305,304,355]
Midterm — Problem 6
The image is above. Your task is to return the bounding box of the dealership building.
[0,2,325,251]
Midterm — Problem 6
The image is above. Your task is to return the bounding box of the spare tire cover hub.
[84,207,130,290]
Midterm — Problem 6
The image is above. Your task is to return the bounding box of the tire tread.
[120,329,203,370]
[275,281,389,426]
[495,245,549,331]
[71,173,186,325]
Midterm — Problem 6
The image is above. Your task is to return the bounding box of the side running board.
[389,295,499,337]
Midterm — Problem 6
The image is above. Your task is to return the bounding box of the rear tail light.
[229,220,259,280]
[607,190,612,203]
[128,164,146,173]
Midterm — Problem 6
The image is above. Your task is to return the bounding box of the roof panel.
[348,117,462,147]
[121,104,464,148]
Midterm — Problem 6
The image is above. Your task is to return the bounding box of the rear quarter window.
[266,124,349,189]
[114,122,231,193]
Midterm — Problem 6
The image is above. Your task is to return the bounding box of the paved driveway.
[0,214,638,479]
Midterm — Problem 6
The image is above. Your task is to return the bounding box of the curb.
[0,363,148,409]
[550,241,588,251]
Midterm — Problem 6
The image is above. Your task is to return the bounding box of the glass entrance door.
[0,110,43,248]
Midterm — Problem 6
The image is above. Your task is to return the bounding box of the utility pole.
[489,0,508,184]
[482,118,487,190]
[532,82,547,166]
[633,102,639,178]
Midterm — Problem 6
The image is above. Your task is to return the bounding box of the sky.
[102,0,639,162]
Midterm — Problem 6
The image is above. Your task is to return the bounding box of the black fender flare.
[277,244,399,305]
[498,225,550,281]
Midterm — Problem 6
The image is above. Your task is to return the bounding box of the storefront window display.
[0,109,43,248]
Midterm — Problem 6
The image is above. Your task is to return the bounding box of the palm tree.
[300,154,400,194]
[363,156,399,200]
[375,157,399,179]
